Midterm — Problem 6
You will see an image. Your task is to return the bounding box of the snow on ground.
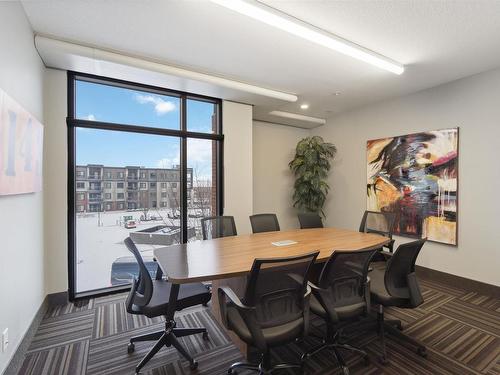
[76,208,203,292]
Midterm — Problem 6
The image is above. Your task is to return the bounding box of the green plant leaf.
[289,136,336,216]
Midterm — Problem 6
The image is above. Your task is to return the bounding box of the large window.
[68,73,223,299]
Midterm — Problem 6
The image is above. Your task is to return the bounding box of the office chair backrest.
[124,237,153,310]
[243,252,319,329]
[201,216,237,240]
[298,213,323,229]
[359,210,396,238]
[249,213,280,233]
[385,239,426,307]
[318,247,378,309]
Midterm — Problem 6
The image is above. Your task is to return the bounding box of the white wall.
[253,121,310,230]
[43,69,68,294]
[223,101,253,234]
[0,3,45,373]
[313,68,500,286]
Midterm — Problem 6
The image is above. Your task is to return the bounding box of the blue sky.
[75,80,215,180]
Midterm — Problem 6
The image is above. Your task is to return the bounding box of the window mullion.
[180,96,188,243]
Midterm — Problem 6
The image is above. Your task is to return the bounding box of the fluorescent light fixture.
[300,103,309,109]
[34,35,298,102]
[269,110,326,125]
[210,0,405,75]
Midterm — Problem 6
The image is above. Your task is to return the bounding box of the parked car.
[110,255,158,286]
[125,220,137,229]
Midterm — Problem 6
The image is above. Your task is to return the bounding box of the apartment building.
[75,164,194,212]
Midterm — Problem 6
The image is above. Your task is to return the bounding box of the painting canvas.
[366,128,458,245]
[0,88,44,195]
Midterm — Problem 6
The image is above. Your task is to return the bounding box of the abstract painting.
[0,88,44,195]
[366,128,458,245]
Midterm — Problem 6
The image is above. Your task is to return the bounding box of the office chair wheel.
[341,366,350,375]
[202,331,209,340]
[127,343,135,354]
[417,347,427,357]
[189,360,198,370]
[378,356,389,365]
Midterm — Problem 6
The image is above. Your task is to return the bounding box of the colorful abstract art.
[0,88,44,195]
[366,128,458,245]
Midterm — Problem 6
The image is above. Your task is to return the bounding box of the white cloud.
[86,114,96,121]
[155,139,213,183]
[156,157,180,169]
[187,139,213,182]
[135,94,176,115]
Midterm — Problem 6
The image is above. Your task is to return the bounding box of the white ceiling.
[22,0,500,128]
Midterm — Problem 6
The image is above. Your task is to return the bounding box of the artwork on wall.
[366,128,458,245]
[0,87,44,195]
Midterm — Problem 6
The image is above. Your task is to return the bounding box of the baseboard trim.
[47,290,69,306]
[416,265,499,298]
[3,296,49,375]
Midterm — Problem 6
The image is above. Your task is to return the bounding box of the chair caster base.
[202,331,209,340]
[127,343,135,354]
[417,347,427,357]
[189,360,198,370]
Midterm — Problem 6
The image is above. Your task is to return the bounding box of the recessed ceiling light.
[210,0,405,75]
[269,110,326,125]
[333,91,341,96]
[300,103,309,109]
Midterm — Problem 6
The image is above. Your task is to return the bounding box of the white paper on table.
[271,240,298,247]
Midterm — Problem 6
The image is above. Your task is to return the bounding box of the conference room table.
[153,227,390,357]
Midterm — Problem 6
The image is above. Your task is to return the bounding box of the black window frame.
[67,71,224,301]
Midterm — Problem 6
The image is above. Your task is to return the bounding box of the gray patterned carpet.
[18,278,500,375]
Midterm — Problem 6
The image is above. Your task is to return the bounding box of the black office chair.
[369,239,427,363]
[124,237,211,373]
[218,251,319,374]
[359,210,396,253]
[249,213,280,233]
[298,212,323,229]
[302,247,378,375]
[201,215,237,240]
[200,216,237,290]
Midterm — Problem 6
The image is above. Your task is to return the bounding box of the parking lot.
[76,208,197,292]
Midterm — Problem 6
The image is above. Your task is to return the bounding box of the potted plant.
[289,136,337,216]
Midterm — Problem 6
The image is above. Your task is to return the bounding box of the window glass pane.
[187,99,217,133]
[187,138,217,241]
[75,80,180,130]
[75,128,181,293]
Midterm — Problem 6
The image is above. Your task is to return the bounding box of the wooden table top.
[153,227,389,284]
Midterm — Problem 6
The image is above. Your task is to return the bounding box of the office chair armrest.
[218,286,254,311]
[307,280,328,293]
[217,286,255,333]
[303,285,312,337]
[363,278,371,312]
[385,239,395,253]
